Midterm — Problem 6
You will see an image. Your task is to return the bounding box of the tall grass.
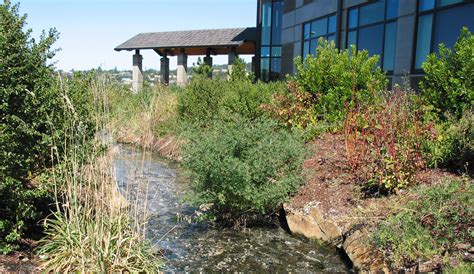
[38,75,161,272]
[107,84,182,160]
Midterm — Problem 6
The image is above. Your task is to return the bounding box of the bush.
[428,109,474,172]
[373,179,473,269]
[177,77,281,126]
[0,1,96,253]
[0,1,59,253]
[293,39,387,125]
[420,28,473,121]
[344,90,435,193]
[182,118,307,226]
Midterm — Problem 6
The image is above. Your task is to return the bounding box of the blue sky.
[13,0,257,71]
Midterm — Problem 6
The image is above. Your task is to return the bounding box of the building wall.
[279,0,474,88]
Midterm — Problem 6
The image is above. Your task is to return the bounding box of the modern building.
[116,0,474,91]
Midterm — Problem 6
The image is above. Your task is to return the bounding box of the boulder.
[284,203,343,243]
[342,228,389,273]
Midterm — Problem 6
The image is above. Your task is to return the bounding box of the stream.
[113,144,351,272]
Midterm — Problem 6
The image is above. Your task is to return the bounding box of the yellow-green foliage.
[107,84,179,140]
[177,76,284,126]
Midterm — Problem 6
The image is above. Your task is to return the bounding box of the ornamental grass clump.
[37,76,161,272]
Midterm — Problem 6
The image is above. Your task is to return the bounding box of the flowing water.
[113,145,350,272]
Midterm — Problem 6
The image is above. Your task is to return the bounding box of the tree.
[192,57,212,78]
[229,58,253,82]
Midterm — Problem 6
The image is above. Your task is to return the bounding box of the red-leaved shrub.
[344,90,436,193]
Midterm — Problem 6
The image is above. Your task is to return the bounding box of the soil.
[289,133,462,220]
[0,240,40,273]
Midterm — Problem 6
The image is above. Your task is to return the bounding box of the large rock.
[284,203,389,273]
[284,203,343,243]
[343,228,389,273]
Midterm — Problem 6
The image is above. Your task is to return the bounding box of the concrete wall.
[280,0,420,88]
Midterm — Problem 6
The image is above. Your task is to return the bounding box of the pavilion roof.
[115,27,257,55]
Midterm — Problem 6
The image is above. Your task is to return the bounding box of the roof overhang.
[115,27,257,56]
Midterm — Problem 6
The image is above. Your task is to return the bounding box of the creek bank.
[284,133,462,273]
[115,129,183,162]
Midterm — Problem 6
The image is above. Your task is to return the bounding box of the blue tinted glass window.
[271,58,281,78]
[347,31,357,48]
[272,46,282,57]
[386,0,399,19]
[434,4,474,50]
[304,23,311,39]
[438,0,464,7]
[260,58,270,82]
[328,15,337,33]
[261,46,271,57]
[349,9,359,29]
[419,0,435,11]
[311,18,327,37]
[328,35,336,43]
[415,14,433,69]
[261,2,272,45]
[359,1,385,26]
[271,1,283,45]
[310,39,318,56]
[303,41,310,58]
[383,22,397,71]
[358,24,384,67]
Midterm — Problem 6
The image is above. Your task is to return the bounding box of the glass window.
[437,0,464,7]
[261,46,271,57]
[261,2,272,45]
[349,9,359,29]
[260,58,270,82]
[358,24,384,67]
[383,22,397,71]
[328,35,336,43]
[272,1,283,45]
[419,0,435,11]
[386,0,399,19]
[415,14,433,69]
[311,18,327,37]
[304,23,311,39]
[328,15,337,33]
[310,39,318,56]
[271,58,281,79]
[434,4,474,50]
[359,0,385,26]
[347,31,357,47]
[271,46,282,57]
[303,41,310,57]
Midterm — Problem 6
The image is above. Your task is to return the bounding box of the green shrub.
[0,1,96,253]
[0,1,58,253]
[428,109,474,171]
[293,39,387,125]
[373,179,473,269]
[182,118,307,226]
[177,77,281,126]
[420,28,473,121]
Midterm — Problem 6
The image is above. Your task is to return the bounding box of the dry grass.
[108,85,183,161]
[37,75,161,272]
